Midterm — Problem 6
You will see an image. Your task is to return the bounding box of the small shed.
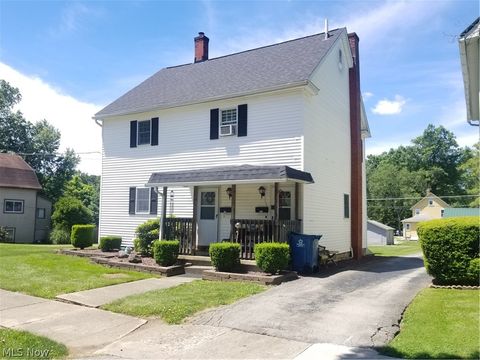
[367,220,394,245]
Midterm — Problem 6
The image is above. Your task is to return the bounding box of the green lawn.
[380,288,480,359]
[0,328,68,359]
[0,244,151,299]
[103,280,266,324]
[368,240,421,257]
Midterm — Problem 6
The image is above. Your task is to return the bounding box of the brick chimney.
[194,32,209,63]
[348,32,363,260]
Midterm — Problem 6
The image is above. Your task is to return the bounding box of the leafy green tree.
[459,142,480,207]
[0,80,79,202]
[51,196,93,233]
[64,174,100,225]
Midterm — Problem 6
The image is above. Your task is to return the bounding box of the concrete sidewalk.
[56,275,197,307]
[0,289,146,356]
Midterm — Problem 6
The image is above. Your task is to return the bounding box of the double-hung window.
[4,200,24,214]
[136,188,151,213]
[137,120,151,145]
[279,191,291,220]
[220,108,237,136]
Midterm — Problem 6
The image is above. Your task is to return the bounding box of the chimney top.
[194,32,209,63]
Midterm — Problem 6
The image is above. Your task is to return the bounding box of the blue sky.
[1,0,478,175]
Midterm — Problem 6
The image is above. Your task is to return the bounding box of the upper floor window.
[428,199,434,206]
[220,108,237,136]
[137,120,151,145]
[415,209,420,215]
[136,188,151,214]
[4,200,24,214]
[37,208,46,219]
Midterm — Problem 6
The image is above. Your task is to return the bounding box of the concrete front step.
[179,254,260,272]
[184,265,214,276]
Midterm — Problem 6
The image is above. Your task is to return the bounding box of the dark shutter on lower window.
[130,121,137,148]
[237,104,248,137]
[344,194,350,218]
[129,187,136,214]
[210,108,219,140]
[151,118,159,146]
[150,187,158,215]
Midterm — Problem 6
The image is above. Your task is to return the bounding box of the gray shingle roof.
[147,165,314,186]
[96,29,344,117]
[0,153,42,190]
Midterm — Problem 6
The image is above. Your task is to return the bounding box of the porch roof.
[146,165,314,187]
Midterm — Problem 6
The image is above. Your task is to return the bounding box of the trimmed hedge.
[153,240,180,266]
[70,224,95,249]
[209,242,241,272]
[254,242,290,274]
[418,217,479,285]
[135,219,159,256]
[99,236,122,252]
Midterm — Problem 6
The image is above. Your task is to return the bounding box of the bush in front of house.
[0,226,8,242]
[99,236,122,252]
[70,224,95,249]
[135,219,160,256]
[153,240,180,266]
[254,242,290,274]
[209,242,241,272]
[418,217,479,285]
[49,228,71,244]
[467,258,480,282]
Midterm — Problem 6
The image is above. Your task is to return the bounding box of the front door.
[197,188,218,246]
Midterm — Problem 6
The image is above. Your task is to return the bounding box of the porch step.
[184,265,213,276]
[178,255,211,266]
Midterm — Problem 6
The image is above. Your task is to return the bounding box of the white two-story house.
[94,28,370,260]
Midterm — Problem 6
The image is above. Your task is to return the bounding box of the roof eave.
[94,81,309,120]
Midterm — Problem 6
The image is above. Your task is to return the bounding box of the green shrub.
[52,196,93,234]
[70,224,95,249]
[467,258,480,284]
[135,219,159,256]
[209,242,240,272]
[0,226,8,242]
[50,227,71,244]
[153,240,180,266]
[254,242,290,274]
[99,236,122,252]
[418,217,479,285]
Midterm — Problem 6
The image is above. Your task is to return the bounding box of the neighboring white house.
[459,17,479,126]
[0,154,52,243]
[94,28,371,260]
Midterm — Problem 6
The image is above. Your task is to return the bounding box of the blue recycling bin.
[289,232,322,273]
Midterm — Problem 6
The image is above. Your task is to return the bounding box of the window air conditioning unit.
[220,124,236,136]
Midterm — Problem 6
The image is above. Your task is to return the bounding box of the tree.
[51,196,93,233]
[459,142,480,207]
[0,80,79,202]
[64,174,100,225]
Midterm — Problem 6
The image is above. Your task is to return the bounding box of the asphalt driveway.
[190,254,430,348]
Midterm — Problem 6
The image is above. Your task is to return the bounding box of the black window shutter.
[129,187,136,214]
[237,104,248,137]
[130,121,137,148]
[151,118,159,146]
[210,108,219,140]
[344,194,350,218]
[150,187,158,215]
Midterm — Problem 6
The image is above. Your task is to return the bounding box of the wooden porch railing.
[230,219,301,260]
[163,218,193,255]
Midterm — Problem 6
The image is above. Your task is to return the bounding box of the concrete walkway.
[0,289,146,356]
[56,275,197,307]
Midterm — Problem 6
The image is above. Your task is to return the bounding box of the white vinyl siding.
[100,89,303,245]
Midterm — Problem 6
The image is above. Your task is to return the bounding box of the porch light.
[258,186,266,198]
[226,187,233,199]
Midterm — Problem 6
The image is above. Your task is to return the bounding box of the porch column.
[274,182,279,241]
[191,186,198,255]
[230,184,236,240]
[294,182,299,220]
[159,186,167,240]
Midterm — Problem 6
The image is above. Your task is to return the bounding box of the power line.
[368,194,479,201]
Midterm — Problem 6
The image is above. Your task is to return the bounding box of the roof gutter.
[94,80,310,120]
[459,36,480,126]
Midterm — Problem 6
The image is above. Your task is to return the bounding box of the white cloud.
[372,95,406,115]
[363,92,374,101]
[0,63,103,175]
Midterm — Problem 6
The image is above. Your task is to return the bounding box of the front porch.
[147,165,313,260]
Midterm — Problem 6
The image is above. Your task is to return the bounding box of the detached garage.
[367,220,394,245]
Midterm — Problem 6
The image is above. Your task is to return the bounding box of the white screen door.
[197,188,218,246]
